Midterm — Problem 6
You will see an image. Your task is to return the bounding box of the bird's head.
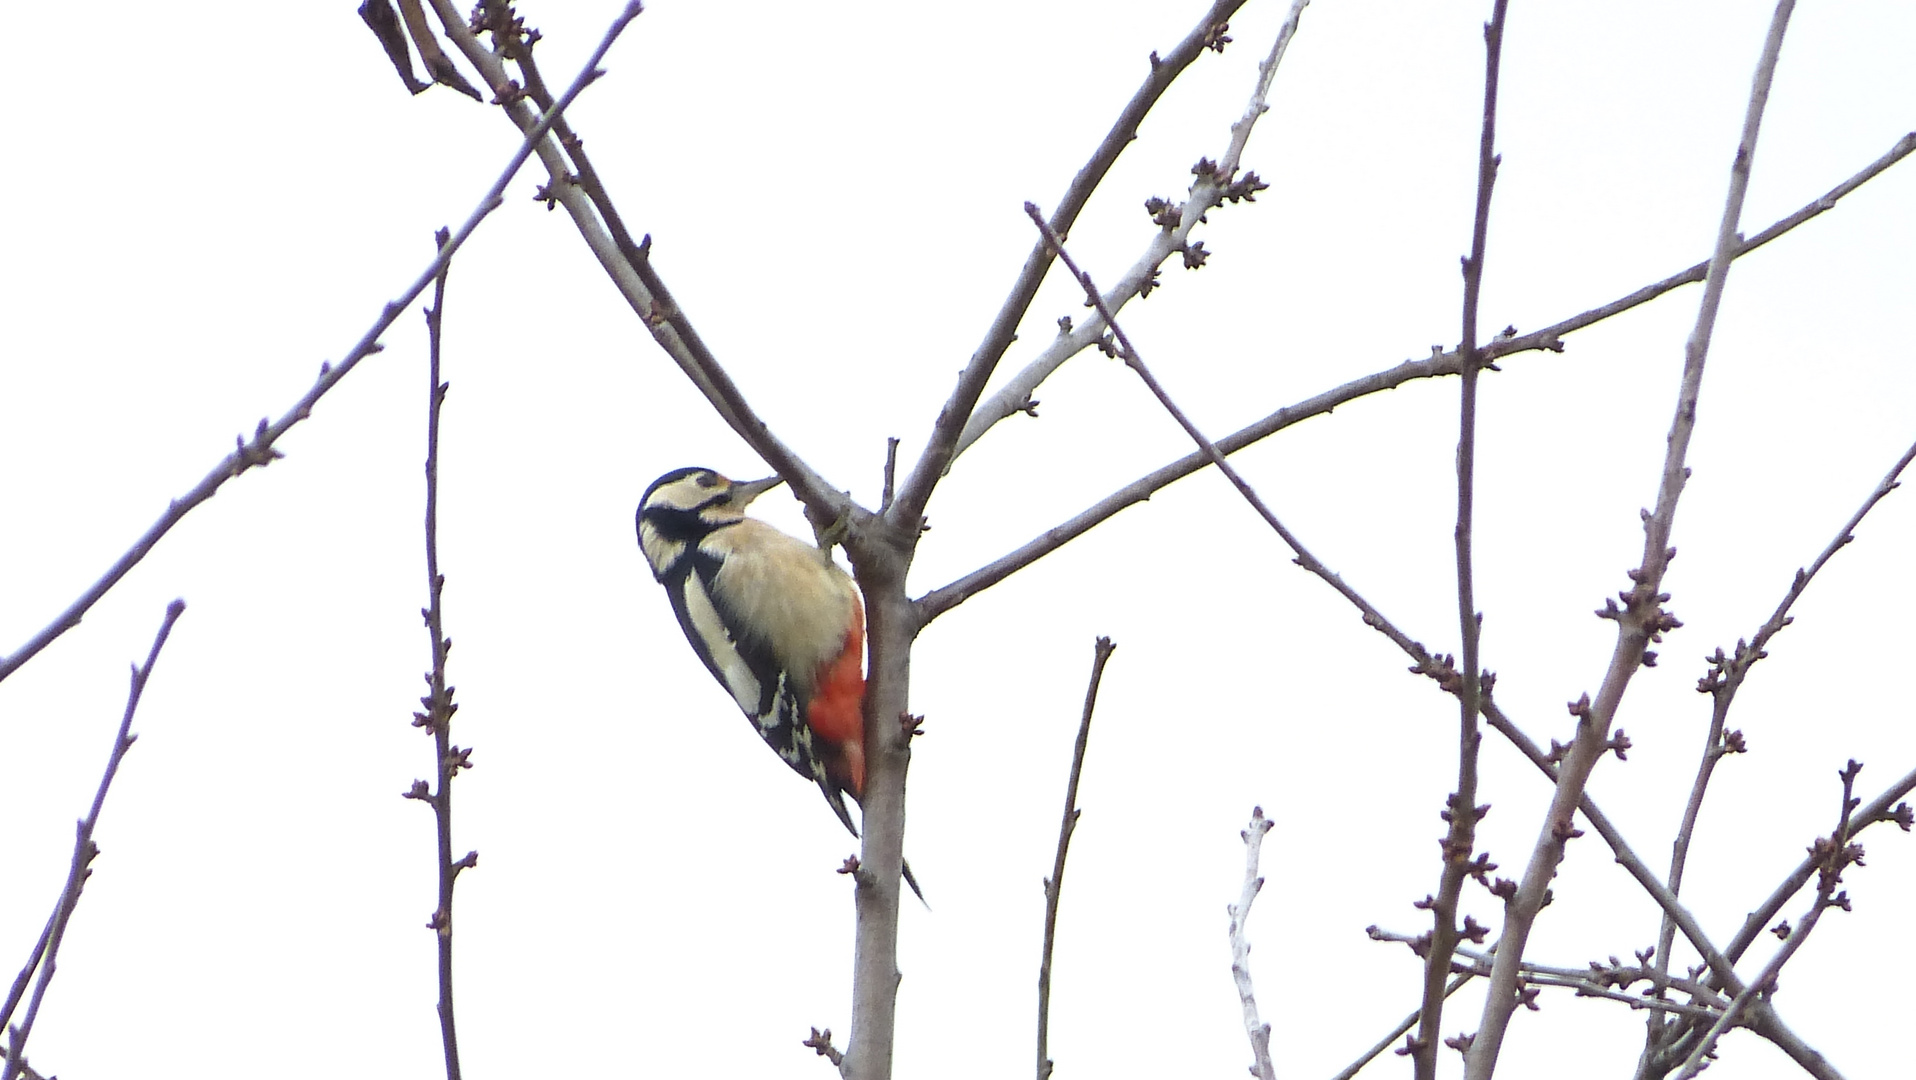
[637,467,784,575]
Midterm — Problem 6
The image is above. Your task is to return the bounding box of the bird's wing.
[679,547,827,788]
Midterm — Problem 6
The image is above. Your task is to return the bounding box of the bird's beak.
[732,474,785,507]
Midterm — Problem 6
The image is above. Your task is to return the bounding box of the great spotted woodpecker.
[637,467,922,900]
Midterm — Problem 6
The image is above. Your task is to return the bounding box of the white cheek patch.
[638,523,684,579]
[683,573,761,714]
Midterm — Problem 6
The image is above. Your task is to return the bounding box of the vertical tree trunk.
[843,537,917,1080]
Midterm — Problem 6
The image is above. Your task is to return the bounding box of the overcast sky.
[1,2,1912,1078]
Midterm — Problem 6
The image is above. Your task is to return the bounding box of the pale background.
[1,2,1911,1077]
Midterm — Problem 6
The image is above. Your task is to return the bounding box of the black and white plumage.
[636,466,869,837]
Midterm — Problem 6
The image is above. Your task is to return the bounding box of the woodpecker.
[637,466,922,901]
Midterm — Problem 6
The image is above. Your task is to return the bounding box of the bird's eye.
[695,472,720,488]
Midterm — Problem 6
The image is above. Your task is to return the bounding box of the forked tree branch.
[889,0,1253,529]
[1,601,185,1080]
[1671,763,1867,1080]
[1466,6,1798,1074]
[987,193,1839,1076]
[1036,637,1116,1080]
[951,0,1309,461]
[1018,173,1845,1075]
[1478,694,1844,1080]
[1722,764,1914,970]
[1643,432,1916,1071]
[915,129,1915,627]
[1415,6,1507,1077]
[0,16,629,688]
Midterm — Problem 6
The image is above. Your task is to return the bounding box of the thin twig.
[1014,190,1836,1078]
[396,0,482,98]
[952,0,1310,461]
[916,130,1916,627]
[879,438,901,515]
[415,227,473,1080]
[1036,637,1117,1080]
[1479,695,1843,1080]
[804,1028,846,1069]
[358,0,431,94]
[0,18,631,686]
[986,180,1832,1072]
[1023,205,1426,680]
[1671,762,1866,1080]
[2,601,185,1080]
[1229,808,1279,1080]
[1723,763,1916,968]
[1370,927,1726,1022]
[981,201,1818,1074]
[891,0,1254,528]
[1467,9,1798,1072]
[1330,974,1471,1080]
[1415,6,1507,1076]
[1485,129,1916,363]
[1646,432,1916,1064]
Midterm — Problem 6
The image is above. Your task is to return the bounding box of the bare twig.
[1479,696,1843,1080]
[891,0,1254,527]
[358,0,431,94]
[0,18,630,686]
[396,0,482,99]
[1009,188,1838,1078]
[1331,974,1470,1080]
[1722,763,1916,969]
[916,130,1916,627]
[1370,927,1725,1022]
[879,438,901,515]
[1671,762,1867,1080]
[1229,808,1279,1080]
[1645,432,1916,1064]
[1415,6,1507,1076]
[412,227,473,1080]
[1486,129,1916,362]
[962,191,1817,1073]
[992,188,1833,1073]
[952,0,1309,460]
[804,1027,846,1069]
[1036,637,1117,1080]
[1024,205,1443,679]
[2,601,185,1080]
[1467,9,1799,1073]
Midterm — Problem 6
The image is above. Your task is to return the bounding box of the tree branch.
[951,0,1309,461]
[2,600,185,1080]
[1415,6,1506,1076]
[915,129,1915,627]
[0,13,628,687]
[1022,203,1443,680]
[1671,763,1866,1080]
[411,228,474,1080]
[890,0,1254,528]
[1036,637,1116,1080]
[1330,973,1470,1080]
[1644,432,1916,1068]
[1466,7,1799,1073]
[1228,808,1279,1080]
[1003,184,1840,1076]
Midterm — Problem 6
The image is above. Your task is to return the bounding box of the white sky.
[1,2,1912,1078]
